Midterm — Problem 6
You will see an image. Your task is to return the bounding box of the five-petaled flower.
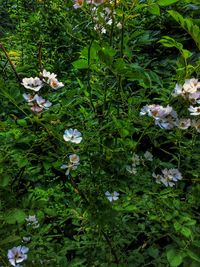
[7,246,29,266]
[63,129,82,144]
[61,154,80,175]
[153,168,182,187]
[105,191,120,202]
[21,77,43,91]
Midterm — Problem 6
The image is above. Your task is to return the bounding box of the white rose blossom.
[7,246,29,266]
[105,191,120,202]
[21,77,43,91]
[188,106,200,116]
[63,129,82,144]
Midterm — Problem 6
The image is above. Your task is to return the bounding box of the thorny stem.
[0,43,21,83]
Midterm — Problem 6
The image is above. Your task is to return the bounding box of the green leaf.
[180,226,192,238]
[0,235,21,246]
[17,119,27,127]
[168,10,200,50]
[0,176,10,187]
[5,209,26,224]
[187,250,200,263]
[167,248,183,267]
[149,4,160,16]
[72,59,88,69]
[158,0,179,6]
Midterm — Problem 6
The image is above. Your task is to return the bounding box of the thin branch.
[0,43,21,83]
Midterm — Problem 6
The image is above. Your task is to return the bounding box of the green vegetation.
[0,0,200,266]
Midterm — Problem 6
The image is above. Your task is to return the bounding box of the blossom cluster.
[73,0,105,9]
[140,79,200,132]
[61,129,82,176]
[153,168,182,187]
[21,69,64,113]
[173,78,200,116]
[126,151,153,175]
[73,0,122,34]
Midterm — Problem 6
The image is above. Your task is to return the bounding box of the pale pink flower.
[183,78,200,93]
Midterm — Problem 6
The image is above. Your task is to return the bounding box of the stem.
[87,39,95,111]
[38,42,43,72]
[101,230,120,265]
[120,13,125,58]
[0,43,21,82]
[16,0,24,65]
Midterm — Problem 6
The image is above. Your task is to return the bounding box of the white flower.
[21,77,43,91]
[140,104,173,119]
[7,246,29,266]
[153,169,182,187]
[175,118,191,129]
[69,154,80,164]
[26,215,39,229]
[63,128,82,144]
[22,237,31,242]
[105,191,120,202]
[152,173,163,185]
[22,93,36,103]
[49,78,64,90]
[87,0,105,6]
[126,165,137,174]
[172,84,183,97]
[61,154,80,175]
[192,119,200,133]
[40,69,57,82]
[34,95,52,109]
[107,19,113,25]
[183,78,200,93]
[189,92,200,103]
[188,106,200,115]
[131,153,140,167]
[73,0,84,8]
[161,168,182,187]
[144,151,153,161]
[117,22,122,29]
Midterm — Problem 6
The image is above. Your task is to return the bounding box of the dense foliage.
[0,0,200,266]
